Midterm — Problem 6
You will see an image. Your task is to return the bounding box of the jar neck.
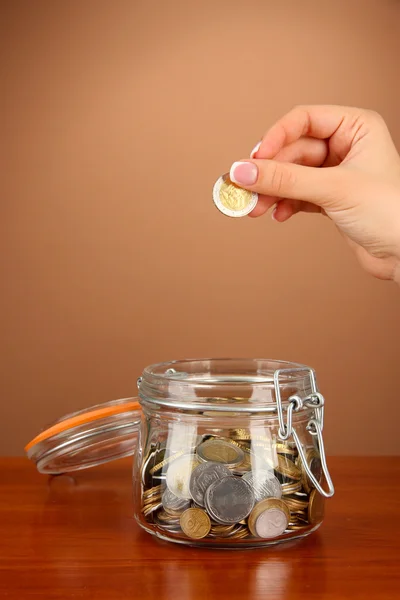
[138,358,316,416]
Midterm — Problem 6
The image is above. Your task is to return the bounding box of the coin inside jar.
[212,173,258,218]
[274,455,302,481]
[209,523,236,537]
[162,488,191,514]
[141,449,167,487]
[189,462,232,507]
[283,495,309,512]
[308,489,325,524]
[248,498,291,538]
[274,441,298,457]
[143,484,164,500]
[196,439,244,467]
[180,508,211,539]
[255,508,288,538]
[205,476,255,524]
[166,454,199,499]
[281,480,303,495]
[297,449,323,494]
[242,470,282,501]
[229,428,251,441]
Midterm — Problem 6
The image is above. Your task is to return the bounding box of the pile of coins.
[140,429,324,543]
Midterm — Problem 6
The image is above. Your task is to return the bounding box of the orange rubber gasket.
[25,400,141,452]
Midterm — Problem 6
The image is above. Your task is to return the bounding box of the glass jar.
[25,358,334,549]
[134,358,334,548]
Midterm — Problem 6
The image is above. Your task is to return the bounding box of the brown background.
[1,0,400,456]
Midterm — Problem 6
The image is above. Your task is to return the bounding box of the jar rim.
[139,358,316,414]
[142,357,312,384]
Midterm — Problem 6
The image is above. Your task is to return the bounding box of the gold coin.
[281,481,302,495]
[156,510,181,524]
[229,428,251,440]
[143,484,164,499]
[229,526,250,539]
[196,439,244,466]
[213,173,258,218]
[143,493,162,507]
[296,512,309,524]
[275,441,298,456]
[141,500,162,517]
[149,449,185,476]
[180,508,211,539]
[248,498,291,537]
[308,489,325,524]
[275,455,302,480]
[203,397,232,405]
[210,524,235,533]
[284,496,309,512]
[226,438,252,455]
[209,524,236,537]
[231,452,252,474]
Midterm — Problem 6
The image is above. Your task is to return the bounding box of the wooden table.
[1,457,399,599]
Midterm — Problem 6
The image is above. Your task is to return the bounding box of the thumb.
[229,159,351,210]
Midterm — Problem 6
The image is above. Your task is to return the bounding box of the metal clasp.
[273,367,334,499]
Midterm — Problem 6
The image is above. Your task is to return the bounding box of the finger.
[230,158,351,209]
[273,137,329,167]
[247,137,328,218]
[273,199,322,222]
[249,196,322,220]
[247,194,276,218]
[254,105,363,159]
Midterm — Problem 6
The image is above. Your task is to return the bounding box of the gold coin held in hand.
[180,508,211,539]
[213,173,258,217]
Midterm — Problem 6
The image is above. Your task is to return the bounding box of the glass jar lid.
[25,398,141,474]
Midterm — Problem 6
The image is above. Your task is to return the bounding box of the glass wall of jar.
[134,359,333,548]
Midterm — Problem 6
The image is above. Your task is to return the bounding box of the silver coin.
[166,454,199,499]
[189,462,231,507]
[242,470,282,501]
[196,439,244,467]
[162,488,191,514]
[205,476,255,524]
[254,507,288,538]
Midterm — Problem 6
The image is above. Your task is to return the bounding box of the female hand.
[229,105,400,283]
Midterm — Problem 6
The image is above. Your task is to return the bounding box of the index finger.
[256,104,362,159]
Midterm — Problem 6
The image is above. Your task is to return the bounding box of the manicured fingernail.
[271,206,277,221]
[250,141,261,159]
[230,161,258,186]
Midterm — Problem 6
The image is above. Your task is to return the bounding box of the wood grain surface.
[1,457,399,599]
